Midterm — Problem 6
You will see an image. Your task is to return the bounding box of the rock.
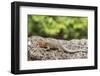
[28,36,88,61]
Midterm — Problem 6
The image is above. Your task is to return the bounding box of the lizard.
[28,36,87,53]
[39,38,87,53]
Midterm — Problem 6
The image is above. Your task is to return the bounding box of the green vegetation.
[28,15,88,40]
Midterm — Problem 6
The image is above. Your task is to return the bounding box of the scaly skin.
[28,36,87,53]
[45,38,87,53]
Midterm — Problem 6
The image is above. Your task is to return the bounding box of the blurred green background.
[28,15,88,40]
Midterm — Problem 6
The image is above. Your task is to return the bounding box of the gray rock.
[28,36,88,61]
